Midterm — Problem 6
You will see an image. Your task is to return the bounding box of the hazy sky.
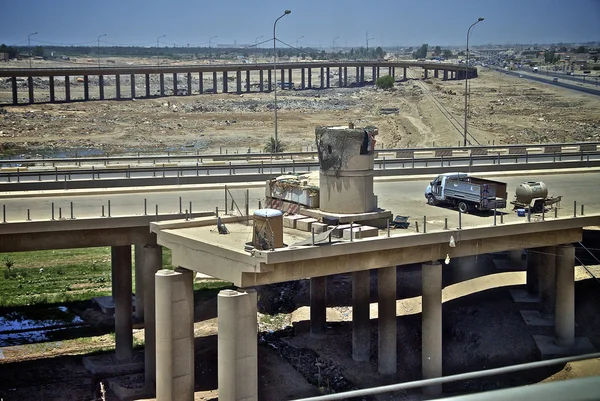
[1,0,599,49]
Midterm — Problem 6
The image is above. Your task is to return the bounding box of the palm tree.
[263,137,285,153]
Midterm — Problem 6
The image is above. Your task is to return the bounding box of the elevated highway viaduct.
[1,170,599,400]
[0,61,477,105]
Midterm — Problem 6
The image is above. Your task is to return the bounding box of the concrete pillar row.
[132,73,137,98]
[403,67,407,80]
[143,243,162,386]
[268,69,272,91]
[159,73,165,96]
[145,74,151,97]
[246,70,251,92]
[134,244,145,323]
[308,68,312,89]
[310,276,327,336]
[280,68,285,88]
[172,73,177,96]
[555,244,575,346]
[259,70,264,92]
[378,265,397,375]
[424,69,429,79]
[355,66,360,84]
[538,246,557,318]
[443,70,448,81]
[99,75,105,100]
[84,75,90,100]
[223,71,228,93]
[111,245,133,361]
[155,268,194,401]
[288,68,292,87]
[116,74,121,100]
[434,69,439,78]
[186,72,192,96]
[236,70,242,94]
[28,76,34,104]
[199,72,203,94]
[11,77,18,105]
[213,71,218,93]
[49,77,55,102]
[344,67,348,86]
[352,270,370,362]
[218,289,258,401]
[326,67,330,88]
[301,68,305,89]
[65,76,71,101]
[422,261,443,397]
[320,66,324,88]
[338,66,342,87]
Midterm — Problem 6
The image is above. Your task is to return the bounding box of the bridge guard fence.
[223,185,251,225]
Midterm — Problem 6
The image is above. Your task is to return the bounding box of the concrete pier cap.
[316,124,379,214]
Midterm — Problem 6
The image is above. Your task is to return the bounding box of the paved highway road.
[1,171,599,232]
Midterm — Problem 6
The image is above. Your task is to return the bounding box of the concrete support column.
[173,73,178,96]
[223,72,228,93]
[131,74,137,98]
[11,77,18,105]
[539,246,557,318]
[143,244,162,386]
[443,70,448,80]
[246,70,251,92]
[403,67,407,80]
[338,67,342,87]
[259,70,263,92]
[422,261,443,397]
[280,68,285,88]
[199,72,203,94]
[424,69,428,79]
[391,67,395,78]
[355,66,360,84]
[145,74,150,97]
[344,67,348,86]
[155,268,194,401]
[159,73,165,96]
[310,276,327,337]
[377,67,380,79]
[99,75,105,100]
[388,66,392,75]
[326,67,330,88]
[134,244,145,323]
[308,68,312,89]
[111,245,133,361]
[267,69,272,91]
[526,248,541,296]
[378,265,397,375]
[84,75,89,100]
[301,68,305,89]
[288,68,292,87]
[116,74,122,99]
[64,76,70,101]
[187,72,192,96]
[555,244,575,347]
[236,70,242,94]
[49,77,55,102]
[352,270,370,362]
[218,289,258,401]
[28,76,34,104]
[213,71,218,93]
[320,67,324,88]
[371,66,375,82]
[434,69,439,78]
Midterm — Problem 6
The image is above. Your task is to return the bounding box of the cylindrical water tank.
[515,181,548,204]
[252,208,283,250]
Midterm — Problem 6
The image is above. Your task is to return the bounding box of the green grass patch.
[0,246,175,308]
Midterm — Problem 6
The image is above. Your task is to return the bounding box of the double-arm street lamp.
[463,17,484,147]
[156,34,166,66]
[273,9,291,153]
[28,32,38,68]
[332,36,340,52]
[97,34,107,68]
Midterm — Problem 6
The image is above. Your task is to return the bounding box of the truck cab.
[425,173,468,203]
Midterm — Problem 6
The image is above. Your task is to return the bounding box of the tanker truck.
[425,172,508,213]
[510,181,562,213]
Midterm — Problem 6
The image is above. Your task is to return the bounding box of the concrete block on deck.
[311,222,328,234]
[343,225,378,240]
[283,214,308,229]
[296,218,318,232]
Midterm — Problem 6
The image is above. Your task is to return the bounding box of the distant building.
[0,52,8,61]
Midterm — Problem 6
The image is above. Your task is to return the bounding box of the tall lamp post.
[97,34,107,68]
[273,9,291,153]
[365,31,374,51]
[28,32,38,68]
[332,36,340,52]
[296,36,304,48]
[463,17,484,147]
[209,35,217,49]
[156,34,165,66]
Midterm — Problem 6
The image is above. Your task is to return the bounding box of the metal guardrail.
[293,352,600,401]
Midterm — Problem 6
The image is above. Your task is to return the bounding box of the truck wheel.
[427,195,436,206]
[533,200,544,213]
[458,201,469,213]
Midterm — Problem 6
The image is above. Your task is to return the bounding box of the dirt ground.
[1,61,600,400]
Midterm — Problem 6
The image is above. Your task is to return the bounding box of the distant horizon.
[1,0,599,49]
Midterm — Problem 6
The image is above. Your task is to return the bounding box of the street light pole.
[156,35,165,66]
[97,34,107,69]
[28,32,38,68]
[332,36,339,52]
[463,17,484,147]
[296,36,304,48]
[273,9,291,153]
[209,35,217,49]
